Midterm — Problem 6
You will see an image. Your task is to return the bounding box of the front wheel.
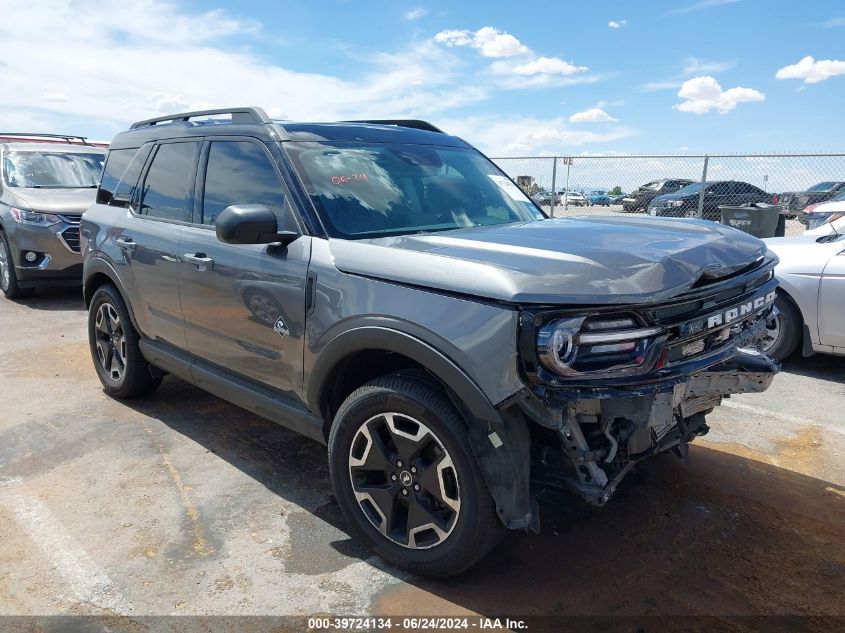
[0,231,34,299]
[759,294,802,361]
[328,375,504,577]
[88,283,162,398]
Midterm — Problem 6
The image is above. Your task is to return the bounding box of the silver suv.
[0,134,105,298]
[82,107,779,577]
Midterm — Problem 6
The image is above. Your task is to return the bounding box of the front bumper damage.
[512,349,778,508]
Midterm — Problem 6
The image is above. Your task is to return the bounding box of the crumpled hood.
[8,187,97,215]
[329,215,770,304]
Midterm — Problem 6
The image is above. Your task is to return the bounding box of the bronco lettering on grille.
[706,291,776,329]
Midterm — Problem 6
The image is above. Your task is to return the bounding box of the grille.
[59,226,81,253]
[56,214,82,226]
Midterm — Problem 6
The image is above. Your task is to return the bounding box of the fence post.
[697,154,709,218]
[550,157,557,218]
[564,157,571,212]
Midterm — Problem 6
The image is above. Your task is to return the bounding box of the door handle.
[184,253,214,271]
[116,236,135,251]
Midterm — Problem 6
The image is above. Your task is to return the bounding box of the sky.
[0,0,843,156]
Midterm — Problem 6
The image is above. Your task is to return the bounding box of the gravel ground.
[0,288,842,628]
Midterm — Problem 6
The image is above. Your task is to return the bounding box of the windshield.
[674,182,703,196]
[3,151,105,188]
[641,181,662,191]
[807,182,839,193]
[284,142,545,239]
[830,190,845,202]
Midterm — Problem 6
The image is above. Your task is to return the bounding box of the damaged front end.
[511,260,779,508]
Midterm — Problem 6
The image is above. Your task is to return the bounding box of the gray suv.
[82,107,779,577]
[0,135,105,298]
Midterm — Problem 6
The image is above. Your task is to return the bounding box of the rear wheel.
[328,374,504,577]
[88,283,162,398]
[0,231,33,299]
[760,294,802,361]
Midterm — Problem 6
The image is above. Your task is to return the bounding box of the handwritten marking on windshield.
[331,173,369,185]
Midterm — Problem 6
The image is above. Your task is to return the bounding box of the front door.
[818,250,845,349]
[179,139,310,398]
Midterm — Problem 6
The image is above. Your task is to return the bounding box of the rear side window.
[707,182,732,195]
[138,142,200,223]
[201,141,288,226]
[97,149,134,204]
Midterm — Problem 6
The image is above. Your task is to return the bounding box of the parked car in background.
[531,190,558,206]
[0,134,106,299]
[779,181,845,218]
[649,180,774,221]
[761,234,845,360]
[609,193,627,205]
[558,190,587,206]
[799,190,845,230]
[622,179,693,213]
[588,190,611,206]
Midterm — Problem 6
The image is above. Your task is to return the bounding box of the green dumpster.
[719,203,785,238]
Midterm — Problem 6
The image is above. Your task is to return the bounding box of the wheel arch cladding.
[83,260,142,334]
[308,326,534,530]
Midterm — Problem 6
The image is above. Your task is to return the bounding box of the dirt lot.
[0,288,843,629]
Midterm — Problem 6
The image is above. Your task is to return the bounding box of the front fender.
[306,324,534,530]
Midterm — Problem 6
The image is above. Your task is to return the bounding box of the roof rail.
[344,119,445,134]
[130,107,272,129]
[0,132,91,145]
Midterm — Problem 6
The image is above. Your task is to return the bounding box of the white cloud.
[682,57,736,74]
[608,20,626,28]
[640,80,683,92]
[775,56,845,84]
[569,108,618,123]
[42,92,69,103]
[0,0,494,137]
[670,0,740,15]
[509,56,586,76]
[673,76,764,114]
[434,26,528,58]
[404,7,427,21]
[444,116,635,155]
[822,17,845,28]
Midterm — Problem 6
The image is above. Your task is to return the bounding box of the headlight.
[9,207,61,227]
[671,200,685,207]
[536,314,665,379]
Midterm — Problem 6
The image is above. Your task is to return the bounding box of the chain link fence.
[491,153,845,236]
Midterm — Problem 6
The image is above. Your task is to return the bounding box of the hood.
[329,215,770,305]
[764,235,844,271]
[8,187,97,215]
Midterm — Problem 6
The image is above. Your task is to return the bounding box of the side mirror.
[215,205,299,246]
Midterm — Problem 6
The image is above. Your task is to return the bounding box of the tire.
[328,374,504,577]
[0,231,34,300]
[760,294,802,361]
[88,283,162,399]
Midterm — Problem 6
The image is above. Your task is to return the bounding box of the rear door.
[702,181,733,221]
[120,140,200,347]
[179,138,310,396]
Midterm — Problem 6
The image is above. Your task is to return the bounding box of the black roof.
[111,106,468,150]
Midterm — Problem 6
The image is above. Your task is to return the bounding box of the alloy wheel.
[348,412,461,550]
[0,238,9,291]
[94,302,127,382]
[760,312,781,354]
